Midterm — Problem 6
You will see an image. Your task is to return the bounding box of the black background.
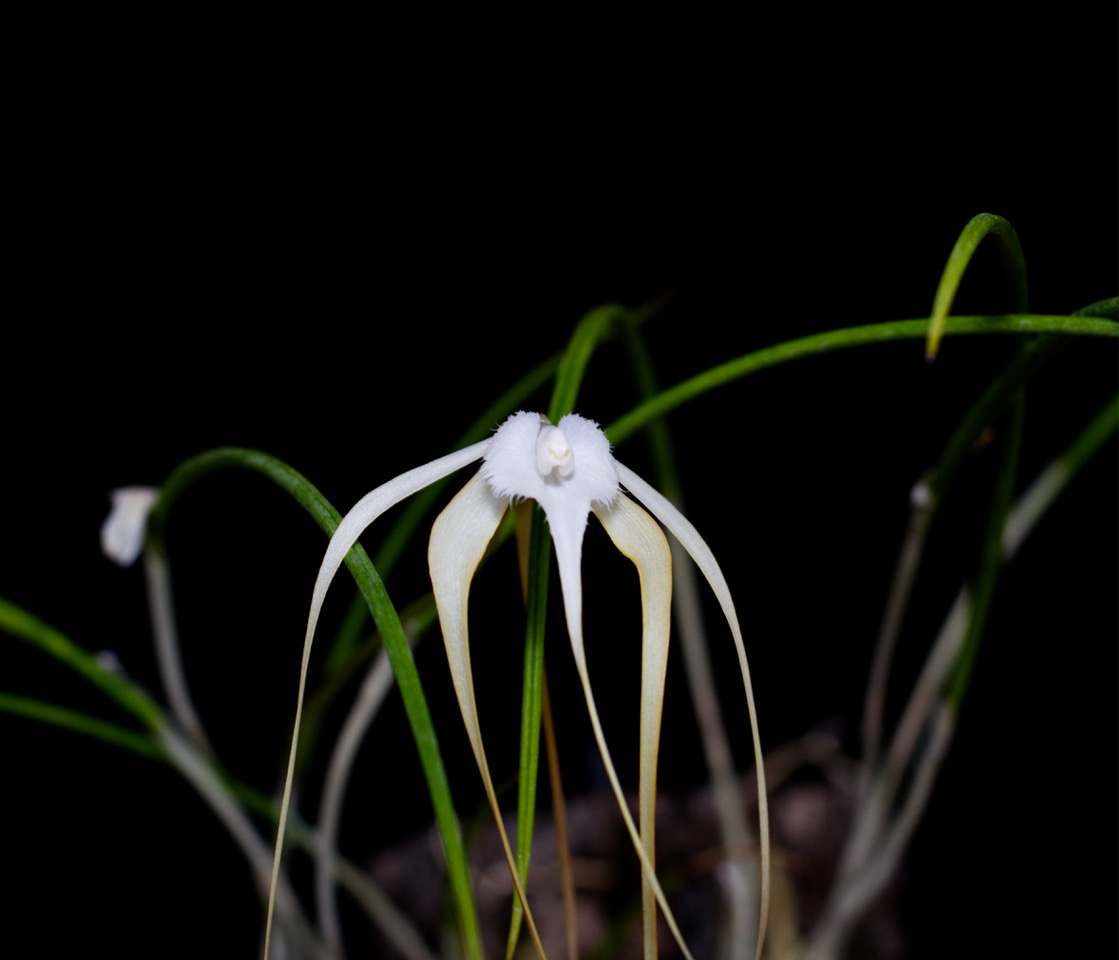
[4,9,1115,959]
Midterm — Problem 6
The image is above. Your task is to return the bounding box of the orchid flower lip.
[481,410,619,510]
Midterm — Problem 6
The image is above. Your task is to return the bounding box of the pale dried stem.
[144,551,213,755]
[859,477,933,795]
[159,726,328,960]
[315,646,397,956]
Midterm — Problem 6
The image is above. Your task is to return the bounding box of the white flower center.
[536,425,574,478]
[481,411,618,507]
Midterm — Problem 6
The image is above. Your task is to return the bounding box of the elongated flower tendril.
[264,411,769,960]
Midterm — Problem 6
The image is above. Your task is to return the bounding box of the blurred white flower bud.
[100,487,159,566]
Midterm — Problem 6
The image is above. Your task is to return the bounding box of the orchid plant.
[1,214,1115,959]
[261,403,771,960]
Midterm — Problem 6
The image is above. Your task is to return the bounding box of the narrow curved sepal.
[617,462,770,960]
[594,494,672,960]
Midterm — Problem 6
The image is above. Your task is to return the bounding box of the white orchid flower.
[265,410,769,960]
[100,487,159,567]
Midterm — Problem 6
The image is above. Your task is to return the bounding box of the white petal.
[553,412,619,504]
[594,494,673,957]
[428,472,508,768]
[616,462,770,960]
[101,486,159,566]
[428,471,547,956]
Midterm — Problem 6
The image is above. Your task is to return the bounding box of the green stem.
[862,332,1048,784]
[0,691,163,759]
[549,303,625,422]
[507,506,551,957]
[1072,297,1117,320]
[926,213,1029,360]
[1002,394,1118,559]
[621,320,681,493]
[607,314,1117,446]
[0,597,165,732]
[929,335,1059,504]
[946,394,1025,710]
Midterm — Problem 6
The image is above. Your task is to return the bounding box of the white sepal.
[594,493,673,958]
[314,440,492,636]
[265,439,490,959]
[428,471,508,765]
[617,462,770,960]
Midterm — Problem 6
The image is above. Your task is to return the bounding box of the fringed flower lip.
[265,410,769,960]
